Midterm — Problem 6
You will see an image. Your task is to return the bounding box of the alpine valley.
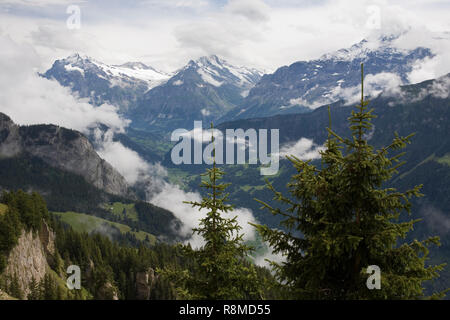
[1,33,449,299]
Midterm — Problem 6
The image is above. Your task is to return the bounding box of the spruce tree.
[28,276,41,300]
[159,124,262,300]
[253,64,447,300]
[8,273,23,299]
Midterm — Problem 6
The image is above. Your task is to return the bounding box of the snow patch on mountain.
[197,68,223,87]
[64,64,85,76]
[188,55,263,88]
[54,53,171,90]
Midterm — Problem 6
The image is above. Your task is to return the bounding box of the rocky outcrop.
[3,229,50,298]
[0,112,129,196]
[135,267,157,300]
[40,221,56,257]
[0,288,15,300]
[97,282,119,300]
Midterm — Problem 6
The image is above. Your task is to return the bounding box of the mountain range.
[43,54,263,131]
[1,33,449,298]
[43,34,436,133]
[222,36,432,121]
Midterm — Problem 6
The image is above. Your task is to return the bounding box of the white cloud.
[428,75,450,99]
[1,0,450,74]
[0,35,128,133]
[252,241,286,269]
[140,0,209,9]
[200,108,211,116]
[148,179,258,248]
[94,129,151,185]
[0,35,156,187]
[1,0,85,7]
[225,0,270,23]
[330,72,404,105]
[419,204,450,235]
[384,73,450,106]
[279,138,324,160]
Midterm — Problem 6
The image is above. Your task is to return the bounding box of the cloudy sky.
[1,0,449,73]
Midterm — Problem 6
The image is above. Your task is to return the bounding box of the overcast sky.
[1,0,449,73]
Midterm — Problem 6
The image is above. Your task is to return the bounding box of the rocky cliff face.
[135,267,157,300]
[0,113,129,196]
[3,225,54,299]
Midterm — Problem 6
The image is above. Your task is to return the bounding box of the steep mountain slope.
[222,35,433,121]
[0,113,182,242]
[163,73,450,232]
[161,74,450,294]
[3,223,55,299]
[131,55,263,131]
[42,54,263,133]
[0,113,130,197]
[42,54,171,112]
[0,191,180,300]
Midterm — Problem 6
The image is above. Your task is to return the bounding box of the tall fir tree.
[253,64,447,300]
[159,123,262,300]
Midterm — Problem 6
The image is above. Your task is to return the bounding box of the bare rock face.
[4,230,49,299]
[40,221,56,256]
[0,112,130,197]
[0,288,15,300]
[135,267,157,300]
[97,282,119,300]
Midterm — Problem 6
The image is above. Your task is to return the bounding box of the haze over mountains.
[42,34,441,133]
[44,54,263,131]
[222,36,433,121]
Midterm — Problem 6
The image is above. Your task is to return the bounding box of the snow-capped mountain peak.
[183,55,264,88]
[320,33,409,62]
[42,54,172,112]
[118,61,152,70]
[222,33,434,121]
[53,53,171,87]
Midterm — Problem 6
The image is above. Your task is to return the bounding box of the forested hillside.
[0,190,279,300]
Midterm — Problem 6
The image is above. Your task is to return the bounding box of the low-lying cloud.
[383,73,450,106]
[148,176,258,249]
[419,204,450,236]
[93,129,151,185]
[279,137,324,160]
[0,35,128,134]
[0,35,157,186]
[331,72,404,106]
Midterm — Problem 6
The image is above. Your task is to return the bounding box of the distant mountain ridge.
[131,55,264,131]
[221,35,434,121]
[42,53,172,112]
[42,34,442,132]
[43,54,264,132]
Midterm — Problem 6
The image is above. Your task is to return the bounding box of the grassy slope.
[102,202,138,222]
[53,211,156,244]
